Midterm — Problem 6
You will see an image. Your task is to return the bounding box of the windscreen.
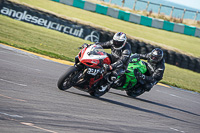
[89,45,106,56]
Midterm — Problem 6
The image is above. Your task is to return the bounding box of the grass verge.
[0,15,199,93]
[0,14,91,62]
[10,0,200,57]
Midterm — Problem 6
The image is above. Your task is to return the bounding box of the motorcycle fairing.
[78,44,111,68]
[115,58,147,90]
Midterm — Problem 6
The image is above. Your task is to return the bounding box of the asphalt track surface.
[0,44,200,133]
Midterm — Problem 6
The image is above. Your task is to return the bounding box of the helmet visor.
[151,56,159,61]
[113,40,124,48]
[150,54,162,62]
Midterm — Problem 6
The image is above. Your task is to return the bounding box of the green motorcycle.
[111,54,147,97]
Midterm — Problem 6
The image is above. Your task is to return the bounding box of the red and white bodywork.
[78,44,111,68]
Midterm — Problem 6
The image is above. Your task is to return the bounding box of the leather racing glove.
[103,64,113,73]
[82,43,89,48]
[134,69,145,81]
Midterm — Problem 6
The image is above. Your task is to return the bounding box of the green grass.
[0,15,90,61]
[0,15,199,93]
[11,0,200,58]
[160,64,200,92]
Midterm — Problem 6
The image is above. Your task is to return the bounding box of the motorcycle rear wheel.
[89,84,109,97]
[126,88,145,98]
[57,66,77,91]
[89,89,108,97]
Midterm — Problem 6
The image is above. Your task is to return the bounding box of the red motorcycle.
[57,44,111,97]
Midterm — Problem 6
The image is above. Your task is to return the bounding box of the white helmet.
[113,32,127,50]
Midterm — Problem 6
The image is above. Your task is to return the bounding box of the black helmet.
[148,48,163,63]
[113,32,127,50]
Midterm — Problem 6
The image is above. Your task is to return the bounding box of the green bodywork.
[115,55,147,90]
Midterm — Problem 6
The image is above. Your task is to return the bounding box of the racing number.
[87,68,98,75]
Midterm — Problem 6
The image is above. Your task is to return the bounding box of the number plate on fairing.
[87,68,100,76]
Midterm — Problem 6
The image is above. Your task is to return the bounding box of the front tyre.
[57,66,77,91]
[126,88,145,98]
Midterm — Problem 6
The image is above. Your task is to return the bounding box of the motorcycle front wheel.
[57,66,78,91]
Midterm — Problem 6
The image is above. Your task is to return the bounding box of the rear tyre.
[57,66,77,91]
[89,85,109,97]
[126,88,145,98]
[89,90,108,97]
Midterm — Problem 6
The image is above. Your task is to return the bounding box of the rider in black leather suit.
[135,48,165,91]
[97,32,132,92]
